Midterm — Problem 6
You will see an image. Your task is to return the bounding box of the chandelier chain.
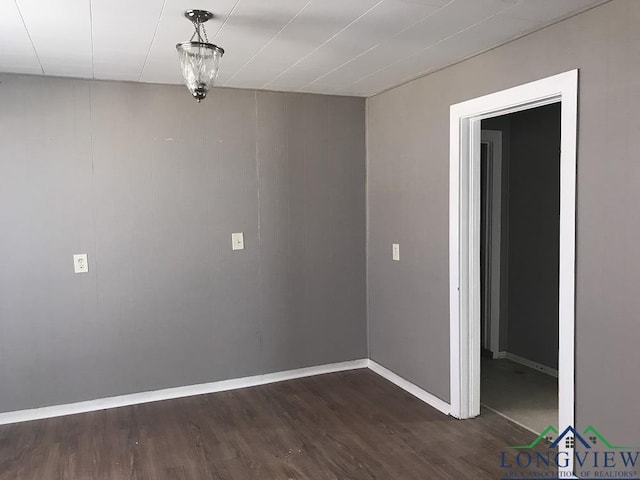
[189,18,209,43]
[202,21,209,43]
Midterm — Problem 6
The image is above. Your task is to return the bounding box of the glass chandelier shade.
[176,10,225,103]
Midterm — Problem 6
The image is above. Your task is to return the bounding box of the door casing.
[449,70,578,478]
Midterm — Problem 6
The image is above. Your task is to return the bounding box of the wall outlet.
[392,243,400,261]
[232,232,244,251]
[73,254,89,273]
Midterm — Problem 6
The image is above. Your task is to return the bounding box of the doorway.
[480,104,560,435]
[448,71,577,477]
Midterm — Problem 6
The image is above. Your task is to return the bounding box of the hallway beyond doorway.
[481,358,557,434]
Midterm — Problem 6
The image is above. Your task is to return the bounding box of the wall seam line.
[255,90,264,375]
[87,81,100,344]
[365,98,371,358]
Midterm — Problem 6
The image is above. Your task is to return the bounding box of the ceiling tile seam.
[345,0,524,91]
[211,0,242,41]
[89,0,95,78]
[362,1,614,98]
[299,0,456,90]
[260,0,386,90]
[138,0,167,82]
[225,0,315,82]
[13,0,44,75]
[499,0,608,23]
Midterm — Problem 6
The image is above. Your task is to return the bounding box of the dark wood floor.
[0,369,541,479]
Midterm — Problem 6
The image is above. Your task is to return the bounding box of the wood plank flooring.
[0,369,544,479]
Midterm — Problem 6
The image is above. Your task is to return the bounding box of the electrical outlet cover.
[392,244,400,261]
[73,254,89,273]
[232,232,244,251]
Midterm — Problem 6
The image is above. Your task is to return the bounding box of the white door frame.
[449,70,578,476]
[480,130,503,357]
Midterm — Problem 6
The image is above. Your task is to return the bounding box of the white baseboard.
[0,358,454,426]
[496,351,558,378]
[0,359,369,426]
[367,360,451,415]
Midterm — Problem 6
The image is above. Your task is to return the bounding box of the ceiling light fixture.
[176,10,225,103]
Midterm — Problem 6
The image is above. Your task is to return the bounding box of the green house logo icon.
[509,425,633,450]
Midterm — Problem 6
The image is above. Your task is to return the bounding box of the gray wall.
[0,75,367,413]
[483,104,561,370]
[367,0,640,443]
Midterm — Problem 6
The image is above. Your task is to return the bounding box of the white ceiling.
[0,0,607,97]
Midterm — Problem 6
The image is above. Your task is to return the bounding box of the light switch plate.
[73,253,89,273]
[232,232,244,251]
[392,244,400,261]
